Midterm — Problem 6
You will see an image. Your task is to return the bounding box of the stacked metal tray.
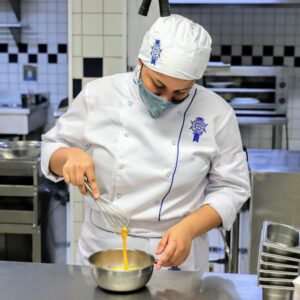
[257,221,300,299]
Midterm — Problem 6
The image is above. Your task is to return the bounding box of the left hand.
[155,222,193,269]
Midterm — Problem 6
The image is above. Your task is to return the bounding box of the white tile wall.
[82,0,103,13]
[104,14,123,35]
[70,0,126,262]
[82,36,103,57]
[0,0,68,130]
[82,14,103,35]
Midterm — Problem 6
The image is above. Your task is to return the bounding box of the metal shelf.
[0,0,22,44]
[209,88,276,93]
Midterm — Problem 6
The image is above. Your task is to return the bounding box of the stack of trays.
[257,221,300,299]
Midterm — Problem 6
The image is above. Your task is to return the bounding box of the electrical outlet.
[23,65,37,81]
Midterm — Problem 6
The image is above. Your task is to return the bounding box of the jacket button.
[128,101,133,106]
[155,200,160,205]
[172,140,176,145]
[124,131,129,137]
[119,164,124,169]
[166,171,172,177]
[177,111,182,116]
[116,193,121,199]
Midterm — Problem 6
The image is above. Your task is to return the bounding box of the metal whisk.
[83,178,130,234]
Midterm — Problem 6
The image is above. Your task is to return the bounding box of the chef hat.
[138,14,212,80]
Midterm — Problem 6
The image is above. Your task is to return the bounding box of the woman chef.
[41,14,250,272]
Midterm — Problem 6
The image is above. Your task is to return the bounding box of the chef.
[41,14,251,272]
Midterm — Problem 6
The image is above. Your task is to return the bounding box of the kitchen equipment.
[245,149,300,274]
[257,221,300,300]
[260,261,299,272]
[83,178,129,234]
[88,248,155,292]
[207,81,235,88]
[230,97,260,105]
[0,141,40,159]
[202,66,288,149]
[0,92,49,136]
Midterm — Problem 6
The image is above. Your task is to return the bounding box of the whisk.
[83,178,130,234]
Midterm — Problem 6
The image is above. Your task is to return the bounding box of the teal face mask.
[137,79,176,119]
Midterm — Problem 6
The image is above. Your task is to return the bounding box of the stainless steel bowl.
[267,223,299,248]
[0,141,40,159]
[89,249,155,292]
[262,288,293,300]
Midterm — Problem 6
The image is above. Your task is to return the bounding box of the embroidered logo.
[190,117,208,143]
[151,39,162,65]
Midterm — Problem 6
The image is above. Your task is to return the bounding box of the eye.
[153,82,163,89]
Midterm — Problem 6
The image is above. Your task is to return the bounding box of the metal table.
[0,261,262,300]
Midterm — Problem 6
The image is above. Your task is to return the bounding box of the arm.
[41,85,100,197]
[156,204,221,269]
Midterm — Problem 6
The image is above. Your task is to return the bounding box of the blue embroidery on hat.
[151,39,162,65]
[190,117,208,142]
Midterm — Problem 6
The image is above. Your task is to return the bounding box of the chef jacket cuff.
[41,142,68,183]
[201,193,237,231]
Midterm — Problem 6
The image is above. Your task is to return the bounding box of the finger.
[86,168,100,198]
[63,169,70,184]
[170,247,190,268]
[156,233,169,255]
[75,168,86,194]
[68,170,76,186]
[168,249,182,267]
[78,184,87,195]
[74,165,84,186]
[156,241,176,269]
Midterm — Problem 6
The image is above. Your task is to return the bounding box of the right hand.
[62,147,100,198]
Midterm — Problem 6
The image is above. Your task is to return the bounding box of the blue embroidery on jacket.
[151,39,162,65]
[190,117,208,142]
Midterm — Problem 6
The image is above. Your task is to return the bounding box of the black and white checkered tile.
[211,45,300,67]
[0,43,67,64]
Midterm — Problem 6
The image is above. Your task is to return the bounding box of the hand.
[62,147,100,198]
[155,222,193,269]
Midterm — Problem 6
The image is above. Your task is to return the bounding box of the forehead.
[145,66,195,89]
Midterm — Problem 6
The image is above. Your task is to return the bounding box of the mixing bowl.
[88,249,155,292]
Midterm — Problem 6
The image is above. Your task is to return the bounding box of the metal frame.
[0,158,41,262]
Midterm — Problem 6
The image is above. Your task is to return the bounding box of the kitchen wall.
[171,4,300,150]
[0,0,68,129]
[69,0,126,263]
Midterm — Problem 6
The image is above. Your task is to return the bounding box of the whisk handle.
[83,177,96,199]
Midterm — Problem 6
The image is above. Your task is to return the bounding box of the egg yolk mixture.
[109,226,138,271]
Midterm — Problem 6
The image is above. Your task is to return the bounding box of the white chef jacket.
[41,68,251,271]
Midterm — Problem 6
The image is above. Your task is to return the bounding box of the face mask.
[137,78,176,119]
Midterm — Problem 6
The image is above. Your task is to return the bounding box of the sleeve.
[201,109,251,230]
[41,84,91,182]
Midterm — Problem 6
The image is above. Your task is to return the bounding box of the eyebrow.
[152,77,191,92]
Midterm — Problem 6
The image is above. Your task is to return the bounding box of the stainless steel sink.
[0,141,41,159]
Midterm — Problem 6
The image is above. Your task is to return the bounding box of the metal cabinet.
[0,158,41,262]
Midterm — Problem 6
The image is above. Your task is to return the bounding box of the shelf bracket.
[8,0,21,44]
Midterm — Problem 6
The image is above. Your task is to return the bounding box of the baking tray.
[259,221,300,258]
[259,269,298,279]
[259,260,299,272]
[260,252,300,265]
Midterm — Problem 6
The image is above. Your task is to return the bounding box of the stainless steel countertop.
[0,101,48,115]
[0,261,262,300]
[248,149,300,173]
